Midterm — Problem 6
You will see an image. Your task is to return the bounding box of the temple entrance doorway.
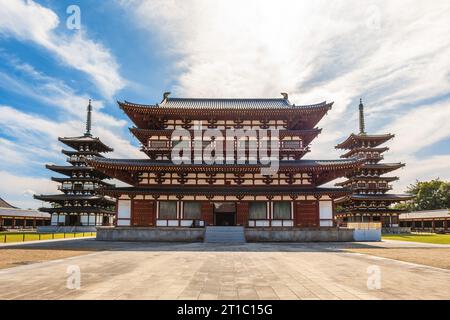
[213,202,236,226]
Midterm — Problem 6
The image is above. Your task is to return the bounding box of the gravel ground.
[0,248,94,270]
[346,248,450,270]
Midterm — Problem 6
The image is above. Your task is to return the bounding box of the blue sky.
[0,0,449,208]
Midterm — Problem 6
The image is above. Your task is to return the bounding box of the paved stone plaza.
[0,239,450,300]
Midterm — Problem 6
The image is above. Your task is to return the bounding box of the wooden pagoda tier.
[120,96,334,161]
[130,127,322,160]
[86,94,365,229]
[334,99,413,227]
[33,101,116,228]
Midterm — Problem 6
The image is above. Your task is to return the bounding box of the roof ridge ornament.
[359,98,366,135]
[161,92,171,104]
[85,99,92,137]
[281,92,289,100]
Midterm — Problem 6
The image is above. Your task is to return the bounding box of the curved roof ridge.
[0,197,17,208]
[120,98,330,110]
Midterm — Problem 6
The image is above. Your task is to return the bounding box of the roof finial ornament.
[281,92,289,100]
[359,98,366,135]
[85,99,92,137]
[162,92,171,104]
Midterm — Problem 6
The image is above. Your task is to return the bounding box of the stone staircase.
[204,226,246,243]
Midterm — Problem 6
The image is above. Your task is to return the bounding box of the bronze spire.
[85,99,92,136]
[359,98,366,135]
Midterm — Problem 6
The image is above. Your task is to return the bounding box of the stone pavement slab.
[0,240,449,300]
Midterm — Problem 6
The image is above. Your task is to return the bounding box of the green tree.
[395,179,450,211]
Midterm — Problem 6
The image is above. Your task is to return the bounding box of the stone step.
[204,226,246,243]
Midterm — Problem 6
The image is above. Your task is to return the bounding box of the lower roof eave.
[98,186,351,198]
[336,208,408,214]
[38,207,115,215]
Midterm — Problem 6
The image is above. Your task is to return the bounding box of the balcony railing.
[145,139,306,151]
[353,184,393,190]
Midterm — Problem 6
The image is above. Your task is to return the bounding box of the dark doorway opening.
[67,215,80,226]
[215,213,236,226]
[213,202,236,226]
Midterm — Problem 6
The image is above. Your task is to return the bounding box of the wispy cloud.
[121,0,450,192]
[0,171,57,210]
[0,0,125,98]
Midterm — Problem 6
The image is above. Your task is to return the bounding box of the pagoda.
[87,93,363,232]
[34,101,116,229]
[334,99,413,227]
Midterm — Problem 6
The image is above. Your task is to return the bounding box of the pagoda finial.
[359,98,366,135]
[85,99,92,136]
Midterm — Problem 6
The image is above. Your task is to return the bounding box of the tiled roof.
[89,158,361,168]
[0,207,50,219]
[100,186,350,197]
[400,209,450,220]
[336,133,395,149]
[33,194,112,201]
[349,194,414,201]
[0,197,17,208]
[58,136,113,153]
[122,98,330,110]
[162,98,291,109]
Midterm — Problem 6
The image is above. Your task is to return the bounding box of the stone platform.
[97,227,357,242]
[245,227,354,242]
[96,227,205,242]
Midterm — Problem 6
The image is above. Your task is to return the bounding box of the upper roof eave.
[58,136,113,153]
[340,147,390,158]
[336,133,395,150]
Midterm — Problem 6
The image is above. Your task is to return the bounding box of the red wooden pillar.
[432,220,436,232]
[444,220,448,231]
[236,202,249,227]
[201,202,214,226]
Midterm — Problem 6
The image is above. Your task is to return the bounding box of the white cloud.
[0,0,125,98]
[0,103,143,209]
[0,171,57,209]
[121,0,450,191]
[0,105,143,161]
[380,101,450,157]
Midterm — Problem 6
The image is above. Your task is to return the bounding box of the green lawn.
[382,233,450,245]
[0,232,96,243]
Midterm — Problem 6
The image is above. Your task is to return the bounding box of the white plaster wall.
[168,220,179,227]
[319,201,333,219]
[180,220,193,227]
[51,214,58,226]
[80,215,88,226]
[117,200,131,219]
[156,220,167,227]
[320,220,333,227]
[255,220,270,227]
[117,219,130,226]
